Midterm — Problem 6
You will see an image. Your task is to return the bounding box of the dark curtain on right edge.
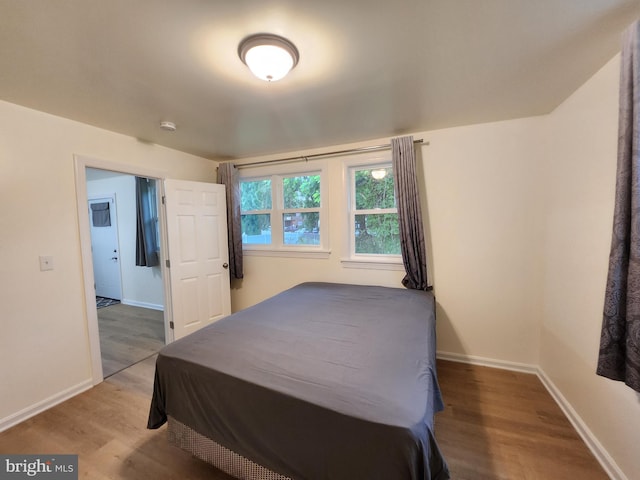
[391,135,430,290]
[597,20,640,393]
[217,162,244,280]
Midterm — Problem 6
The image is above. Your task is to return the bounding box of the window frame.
[239,161,329,258]
[341,154,403,270]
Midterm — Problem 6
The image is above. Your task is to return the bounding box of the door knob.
[222,263,229,269]
[111,257,118,261]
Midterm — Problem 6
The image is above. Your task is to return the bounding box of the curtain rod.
[234,138,427,169]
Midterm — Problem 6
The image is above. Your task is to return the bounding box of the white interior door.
[89,195,122,300]
[164,179,231,340]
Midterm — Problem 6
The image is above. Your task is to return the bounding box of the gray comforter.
[148,282,449,479]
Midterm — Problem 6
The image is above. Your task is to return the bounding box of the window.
[240,165,328,257]
[240,178,272,245]
[282,174,321,246]
[343,157,402,268]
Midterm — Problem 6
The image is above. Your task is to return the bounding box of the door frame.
[74,154,174,385]
[88,193,123,301]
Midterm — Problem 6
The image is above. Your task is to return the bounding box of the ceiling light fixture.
[371,168,387,180]
[238,33,299,82]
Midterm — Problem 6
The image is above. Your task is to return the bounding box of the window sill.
[243,248,331,259]
[340,258,404,271]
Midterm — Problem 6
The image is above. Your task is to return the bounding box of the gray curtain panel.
[217,162,244,280]
[391,136,430,290]
[91,202,111,227]
[135,176,159,267]
[597,20,640,393]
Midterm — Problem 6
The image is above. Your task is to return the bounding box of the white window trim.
[340,153,403,269]
[244,249,331,259]
[240,161,330,258]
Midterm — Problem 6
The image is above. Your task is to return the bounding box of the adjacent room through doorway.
[86,168,166,377]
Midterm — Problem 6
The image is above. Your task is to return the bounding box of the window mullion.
[354,208,397,215]
[282,207,320,214]
[272,174,283,248]
[349,168,357,257]
[243,209,271,215]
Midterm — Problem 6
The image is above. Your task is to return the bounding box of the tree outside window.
[282,174,321,246]
[240,179,272,244]
[352,166,401,255]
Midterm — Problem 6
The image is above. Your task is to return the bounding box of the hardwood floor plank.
[97,304,165,377]
[434,360,608,479]
[0,356,234,479]
[0,356,608,479]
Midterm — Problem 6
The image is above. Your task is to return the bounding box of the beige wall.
[0,99,216,426]
[424,118,545,365]
[541,55,640,478]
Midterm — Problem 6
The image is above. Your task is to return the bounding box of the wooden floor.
[434,360,607,479]
[97,303,165,377]
[0,359,606,479]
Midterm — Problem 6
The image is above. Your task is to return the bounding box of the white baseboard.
[436,351,624,480]
[436,350,538,374]
[121,299,164,311]
[536,368,626,480]
[0,379,93,433]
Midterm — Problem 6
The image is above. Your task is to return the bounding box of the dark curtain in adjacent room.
[135,176,159,267]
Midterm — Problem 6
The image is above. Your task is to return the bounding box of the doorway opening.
[86,168,165,378]
[76,156,173,384]
[76,155,230,384]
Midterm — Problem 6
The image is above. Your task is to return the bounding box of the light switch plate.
[39,255,54,271]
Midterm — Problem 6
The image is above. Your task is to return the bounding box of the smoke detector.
[159,121,177,132]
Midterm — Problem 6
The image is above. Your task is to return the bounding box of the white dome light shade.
[371,168,387,180]
[239,34,299,82]
[245,44,294,81]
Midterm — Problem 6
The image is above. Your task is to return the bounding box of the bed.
[147,282,449,479]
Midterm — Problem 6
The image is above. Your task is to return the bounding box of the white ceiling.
[1,1,639,160]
